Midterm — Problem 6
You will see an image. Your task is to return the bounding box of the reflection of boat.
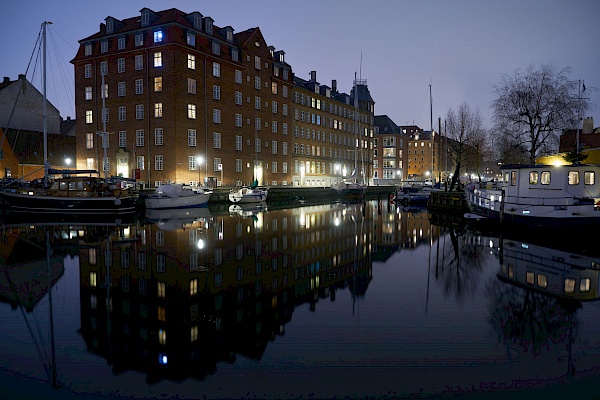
[145,206,212,230]
[228,203,267,217]
[497,237,600,301]
[228,186,268,203]
[465,163,600,229]
[145,184,212,209]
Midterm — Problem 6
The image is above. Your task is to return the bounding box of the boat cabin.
[500,164,600,205]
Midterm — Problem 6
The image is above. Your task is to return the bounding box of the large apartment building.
[72,7,375,189]
[72,7,293,188]
[292,72,375,187]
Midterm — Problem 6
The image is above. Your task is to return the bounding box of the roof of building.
[374,115,401,135]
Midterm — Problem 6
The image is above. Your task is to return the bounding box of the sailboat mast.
[101,73,108,179]
[43,22,51,180]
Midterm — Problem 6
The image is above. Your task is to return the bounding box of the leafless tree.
[491,63,591,164]
[445,102,486,190]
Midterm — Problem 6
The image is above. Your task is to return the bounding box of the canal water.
[1,200,599,399]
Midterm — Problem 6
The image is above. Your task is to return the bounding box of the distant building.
[559,117,600,153]
[292,71,375,187]
[0,75,75,179]
[373,115,405,185]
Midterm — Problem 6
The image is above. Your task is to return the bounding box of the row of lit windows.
[520,170,596,186]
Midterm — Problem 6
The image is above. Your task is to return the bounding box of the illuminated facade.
[72,8,293,188]
[292,72,376,187]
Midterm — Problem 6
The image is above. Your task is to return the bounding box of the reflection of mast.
[46,230,58,388]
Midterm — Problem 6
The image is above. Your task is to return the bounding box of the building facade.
[72,8,293,188]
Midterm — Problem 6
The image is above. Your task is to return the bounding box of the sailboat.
[332,74,367,201]
[0,22,138,215]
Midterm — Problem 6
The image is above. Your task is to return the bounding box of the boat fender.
[114,198,121,206]
[401,197,409,206]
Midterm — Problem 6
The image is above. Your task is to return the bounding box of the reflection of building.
[77,203,373,382]
[0,226,65,311]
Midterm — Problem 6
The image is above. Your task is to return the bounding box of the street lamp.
[196,155,204,186]
[65,157,72,167]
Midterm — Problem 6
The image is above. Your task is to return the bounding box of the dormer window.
[205,18,213,34]
[141,12,150,26]
[279,53,285,63]
[154,30,163,43]
[193,15,202,29]
[226,28,233,42]
[106,19,114,33]
[85,44,92,56]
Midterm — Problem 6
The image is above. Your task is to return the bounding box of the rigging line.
[48,26,76,117]
[417,86,429,127]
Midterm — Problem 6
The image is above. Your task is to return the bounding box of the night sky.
[1,0,598,131]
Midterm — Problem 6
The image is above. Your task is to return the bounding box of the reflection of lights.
[159,354,168,365]
[489,240,494,248]
[197,239,205,249]
[334,217,340,226]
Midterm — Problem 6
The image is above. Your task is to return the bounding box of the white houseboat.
[465,163,600,229]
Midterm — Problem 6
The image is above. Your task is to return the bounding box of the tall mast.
[101,72,108,179]
[43,22,52,180]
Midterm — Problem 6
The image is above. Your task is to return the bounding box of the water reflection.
[1,202,599,398]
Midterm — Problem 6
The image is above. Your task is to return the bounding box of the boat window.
[510,171,517,186]
[537,274,548,288]
[584,171,595,185]
[541,171,551,185]
[526,271,534,285]
[564,278,575,294]
[529,171,538,184]
[568,171,580,185]
[59,182,68,191]
[504,172,509,183]
[68,181,79,190]
[580,278,591,292]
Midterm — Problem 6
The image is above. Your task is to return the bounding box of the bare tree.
[445,102,486,190]
[491,63,590,164]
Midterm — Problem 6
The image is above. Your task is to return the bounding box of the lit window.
[568,171,580,185]
[153,52,162,67]
[584,171,595,185]
[154,77,162,92]
[188,54,195,69]
[188,104,196,119]
[85,110,93,124]
[154,103,163,118]
[153,30,163,43]
[565,278,575,294]
[186,33,195,46]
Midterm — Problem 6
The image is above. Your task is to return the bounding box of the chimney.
[3,77,9,84]
[582,117,593,134]
[18,74,26,81]
[332,79,337,93]
[310,71,316,81]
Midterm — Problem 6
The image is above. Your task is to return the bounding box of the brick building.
[72,7,293,188]
[292,71,375,187]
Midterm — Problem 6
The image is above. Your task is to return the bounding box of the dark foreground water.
[1,200,599,399]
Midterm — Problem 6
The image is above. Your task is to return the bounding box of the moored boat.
[144,184,212,209]
[465,163,600,230]
[1,169,138,214]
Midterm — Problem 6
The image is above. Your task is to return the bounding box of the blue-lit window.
[154,30,163,43]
